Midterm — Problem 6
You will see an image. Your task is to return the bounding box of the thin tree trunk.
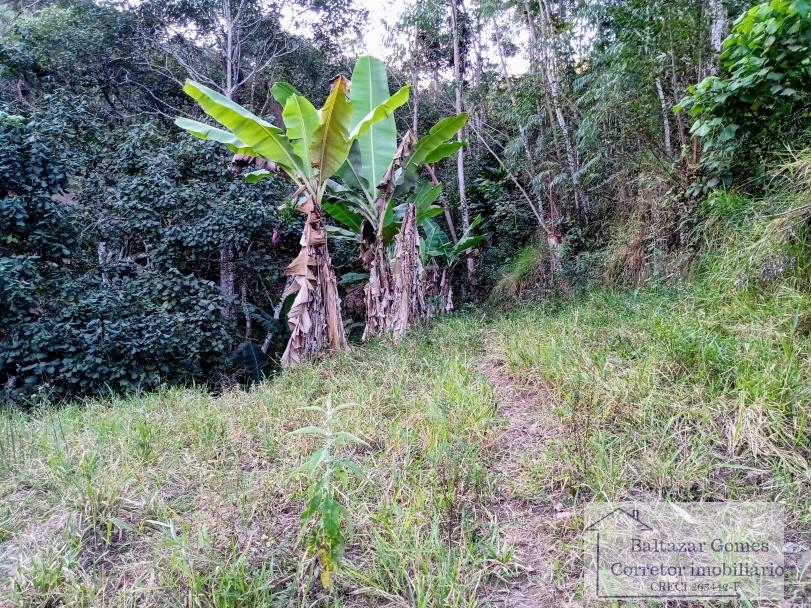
[260,277,292,354]
[411,29,420,134]
[450,0,470,235]
[655,77,673,157]
[240,281,251,338]
[219,244,235,323]
[709,0,727,58]
[669,45,688,151]
[533,0,590,214]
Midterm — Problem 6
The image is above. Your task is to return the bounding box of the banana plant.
[321,56,468,339]
[422,216,484,313]
[175,72,410,366]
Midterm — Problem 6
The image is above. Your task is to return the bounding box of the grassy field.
[1,318,510,607]
[2,192,810,606]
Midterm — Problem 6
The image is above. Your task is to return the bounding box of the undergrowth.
[0,318,504,607]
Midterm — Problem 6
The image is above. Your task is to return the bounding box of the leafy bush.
[678,0,811,186]
[0,115,233,402]
[2,271,228,401]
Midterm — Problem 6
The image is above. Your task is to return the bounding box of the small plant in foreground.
[288,396,367,591]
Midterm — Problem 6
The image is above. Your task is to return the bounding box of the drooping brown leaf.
[281,196,346,366]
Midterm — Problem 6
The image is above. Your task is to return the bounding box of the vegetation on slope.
[2,162,810,603]
[1,319,506,606]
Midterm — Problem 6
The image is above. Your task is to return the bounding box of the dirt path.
[479,354,578,607]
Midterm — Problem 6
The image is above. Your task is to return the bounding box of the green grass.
[493,286,810,514]
[0,317,510,607]
[2,190,810,605]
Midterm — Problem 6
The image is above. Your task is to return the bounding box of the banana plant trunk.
[391,204,428,338]
[362,236,395,340]
[362,204,428,340]
[439,267,454,314]
[281,195,346,366]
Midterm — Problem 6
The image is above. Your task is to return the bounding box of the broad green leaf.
[174,117,256,155]
[348,85,410,141]
[423,217,451,254]
[397,114,468,195]
[409,182,443,215]
[350,56,402,196]
[326,225,361,241]
[337,143,368,191]
[283,94,319,178]
[454,235,483,255]
[452,215,483,255]
[245,170,273,183]
[313,75,354,189]
[425,141,467,164]
[182,80,304,180]
[323,201,363,231]
[271,82,301,107]
[407,114,468,170]
[418,206,445,223]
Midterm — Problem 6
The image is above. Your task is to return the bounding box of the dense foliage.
[678,0,811,185]
[3,0,810,402]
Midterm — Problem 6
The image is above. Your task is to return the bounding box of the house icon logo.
[585,507,653,533]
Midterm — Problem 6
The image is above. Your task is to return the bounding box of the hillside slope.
[2,276,809,605]
[2,189,811,606]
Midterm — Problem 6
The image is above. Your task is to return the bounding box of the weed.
[288,396,367,592]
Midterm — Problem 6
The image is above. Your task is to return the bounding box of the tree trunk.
[439,267,453,313]
[709,0,727,58]
[280,196,346,366]
[361,132,427,340]
[391,204,428,338]
[362,235,395,340]
[450,0,472,277]
[219,244,236,324]
[240,281,251,338]
[411,29,420,134]
[655,77,673,157]
[533,0,590,214]
[669,45,688,151]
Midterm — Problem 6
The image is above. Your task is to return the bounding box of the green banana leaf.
[271,82,301,107]
[181,80,304,180]
[174,117,258,156]
[323,201,363,231]
[425,140,467,164]
[350,56,402,197]
[282,95,319,179]
[313,76,354,191]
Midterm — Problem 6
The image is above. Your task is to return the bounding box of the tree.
[176,68,410,365]
[678,0,811,186]
[322,57,467,338]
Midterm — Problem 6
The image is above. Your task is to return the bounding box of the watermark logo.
[584,502,785,601]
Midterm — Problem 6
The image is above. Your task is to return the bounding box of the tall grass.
[0,318,509,606]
